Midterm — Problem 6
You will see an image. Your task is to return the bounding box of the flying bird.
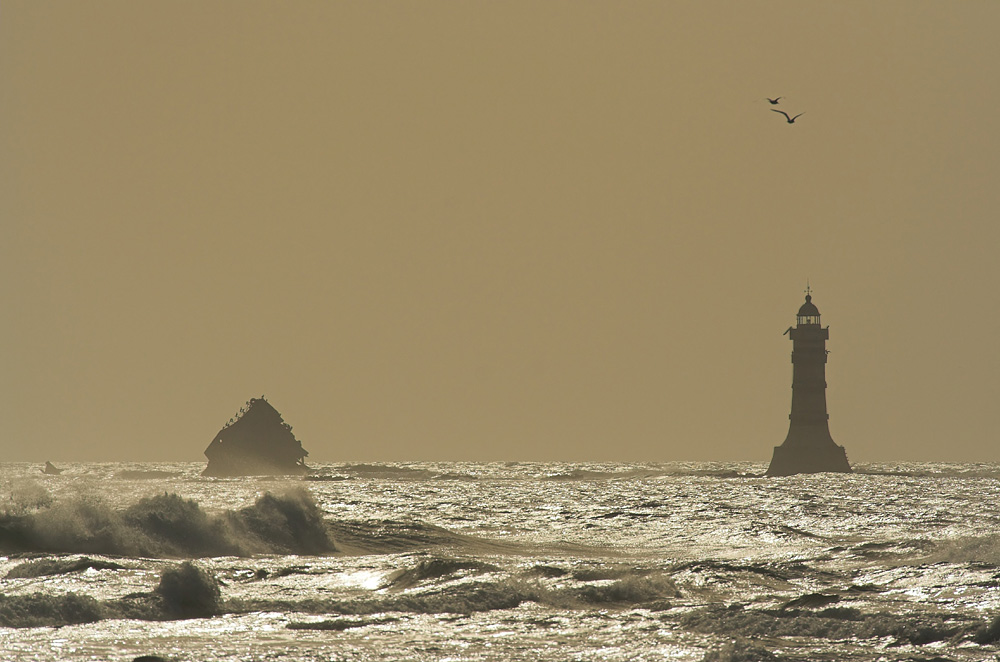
[771,109,804,123]
[767,97,782,105]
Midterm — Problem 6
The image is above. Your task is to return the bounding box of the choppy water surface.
[2,461,1000,661]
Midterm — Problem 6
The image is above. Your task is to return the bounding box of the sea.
[2,461,1000,662]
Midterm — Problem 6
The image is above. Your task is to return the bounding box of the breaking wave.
[230,554,681,617]
[670,559,818,584]
[0,591,106,628]
[0,561,220,627]
[326,518,513,556]
[381,557,501,589]
[5,557,126,579]
[1,479,54,515]
[1,555,682,627]
[233,574,681,616]
[0,489,335,558]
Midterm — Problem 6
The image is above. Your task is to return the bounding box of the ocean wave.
[224,559,681,617]
[567,574,679,606]
[231,574,680,617]
[977,613,1000,644]
[855,463,1000,479]
[7,555,990,652]
[525,564,570,578]
[0,489,335,558]
[381,557,500,590]
[702,640,779,662]
[432,472,479,481]
[326,518,602,559]
[287,616,398,631]
[1,480,54,515]
[676,602,983,646]
[328,464,479,482]
[340,464,438,480]
[922,534,1000,566]
[326,518,493,555]
[147,560,221,619]
[543,469,668,481]
[778,592,840,611]
[0,591,107,628]
[0,561,219,627]
[114,470,183,480]
[5,557,126,579]
[848,539,936,559]
[375,556,680,607]
[670,559,813,584]
[543,467,751,481]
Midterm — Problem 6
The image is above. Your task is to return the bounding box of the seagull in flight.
[771,109,804,123]
[767,97,782,105]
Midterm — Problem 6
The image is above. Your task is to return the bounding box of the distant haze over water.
[3,3,999,464]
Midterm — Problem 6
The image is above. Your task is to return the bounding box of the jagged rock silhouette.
[203,397,308,476]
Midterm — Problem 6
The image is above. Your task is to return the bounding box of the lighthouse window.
[798,315,820,325]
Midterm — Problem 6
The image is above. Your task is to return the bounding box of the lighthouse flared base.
[766,440,852,477]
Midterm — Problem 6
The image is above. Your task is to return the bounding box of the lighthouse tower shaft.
[787,323,833,439]
[766,295,851,476]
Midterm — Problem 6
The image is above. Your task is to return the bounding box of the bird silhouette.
[767,97,782,105]
[771,109,803,123]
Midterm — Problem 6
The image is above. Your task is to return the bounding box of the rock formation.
[203,397,308,476]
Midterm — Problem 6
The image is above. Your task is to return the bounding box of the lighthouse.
[766,291,852,476]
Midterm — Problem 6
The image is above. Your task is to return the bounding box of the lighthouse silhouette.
[766,290,852,476]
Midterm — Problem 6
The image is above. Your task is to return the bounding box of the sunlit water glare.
[2,461,1000,661]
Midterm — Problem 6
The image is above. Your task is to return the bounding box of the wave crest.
[382,558,500,590]
[0,489,335,558]
[0,561,220,627]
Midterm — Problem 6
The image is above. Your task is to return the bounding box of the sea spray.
[3,460,1000,660]
[0,488,335,557]
[1,479,53,515]
[232,490,333,555]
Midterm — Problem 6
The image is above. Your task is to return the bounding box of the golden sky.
[3,2,999,463]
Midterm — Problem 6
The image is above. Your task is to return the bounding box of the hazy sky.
[3,2,999,464]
